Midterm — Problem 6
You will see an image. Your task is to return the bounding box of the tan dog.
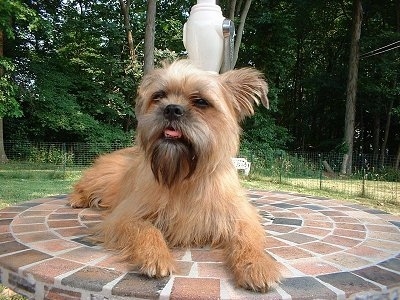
[69,60,282,292]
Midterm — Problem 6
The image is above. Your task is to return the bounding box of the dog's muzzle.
[163,105,184,139]
[164,104,184,121]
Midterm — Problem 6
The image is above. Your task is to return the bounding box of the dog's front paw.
[68,193,89,208]
[234,255,282,293]
[139,251,175,278]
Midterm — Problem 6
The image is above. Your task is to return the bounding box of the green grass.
[0,177,77,209]
[242,174,400,215]
[1,162,399,214]
[0,286,25,300]
[0,162,81,209]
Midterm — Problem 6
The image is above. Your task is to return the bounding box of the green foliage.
[0,0,40,38]
[26,145,74,165]
[0,59,21,118]
[0,0,41,120]
[1,0,399,160]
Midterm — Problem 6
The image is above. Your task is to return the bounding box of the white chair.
[231,157,251,176]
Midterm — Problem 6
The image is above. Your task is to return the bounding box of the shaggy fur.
[69,60,282,292]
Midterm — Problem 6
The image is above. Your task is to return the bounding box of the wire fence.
[240,147,399,203]
[2,140,400,203]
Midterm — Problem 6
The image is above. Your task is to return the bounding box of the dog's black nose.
[164,104,184,120]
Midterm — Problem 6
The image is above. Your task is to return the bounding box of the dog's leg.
[224,220,282,292]
[69,183,95,208]
[100,217,175,277]
[69,148,137,210]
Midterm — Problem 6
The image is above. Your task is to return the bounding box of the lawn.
[1,162,399,215]
[0,163,81,209]
[242,175,400,215]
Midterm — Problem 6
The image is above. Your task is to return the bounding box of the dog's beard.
[151,139,198,187]
[150,138,198,187]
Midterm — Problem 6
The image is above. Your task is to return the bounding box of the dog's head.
[135,60,268,187]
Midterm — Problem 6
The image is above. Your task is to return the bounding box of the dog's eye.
[193,98,209,108]
[152,91,166,101]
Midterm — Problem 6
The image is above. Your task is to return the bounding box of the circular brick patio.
[0,191,399,299]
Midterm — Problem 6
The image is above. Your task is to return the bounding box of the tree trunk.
[119,0,136,64]
[144,0,156,75]
[228,0,237,20]
[233,0,252,67]
[0,29,8,163]
[0,118,8,163]
[0,30,3,77]
[342,0,362,174]
[322,160,335,174]
[394,0,400,170]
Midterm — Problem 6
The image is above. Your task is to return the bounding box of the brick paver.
[0,191,399,299]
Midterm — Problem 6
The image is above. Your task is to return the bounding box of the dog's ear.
[220,68,269,121]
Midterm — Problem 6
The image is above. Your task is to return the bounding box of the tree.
[0,59,19,163]
[342,0,363,174]
[2,0,399,166]
[0,28,7,162]
[223,0,254,67]
[5,0,137,144]
[119,0,136,64]
[395,0,400,169]
[356,0,399,166]
[0,0,38,162]
[144,0,156,75]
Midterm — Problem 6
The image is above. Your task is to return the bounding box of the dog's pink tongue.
[164,128,182,139]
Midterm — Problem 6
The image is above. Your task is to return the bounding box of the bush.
[27,145,74,165]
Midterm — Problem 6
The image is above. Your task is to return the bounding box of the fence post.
[62,143,66,176]
[319,153,322,190]
[278,151,283,184]
[361,152,366,197]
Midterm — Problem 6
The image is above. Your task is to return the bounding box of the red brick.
[112,272,169,298]
[47,220,82,228]
[61,266,122,292]
[24,258,83,284]
[31,239,80,253]
[0,241,27,256]
[0,249,51,272]
[0,232,14,243]
[55,226,90,237]
[16,231,59,243]
[295,226,331,237]
[12,223,48,234]
[300,242,343,255]
[44,286,81,300]
[198,262,231,279]
[268,246,313,260]
[290,258,341,275]
[265,236,290,248]
[191,249,224,262]
[170,277,220,300]
[333,228,366,239]
[20,210,50,217]
[12,216,46,225]
[59,247,108,263]
[346,245,390,260]
[323,235,361,248]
